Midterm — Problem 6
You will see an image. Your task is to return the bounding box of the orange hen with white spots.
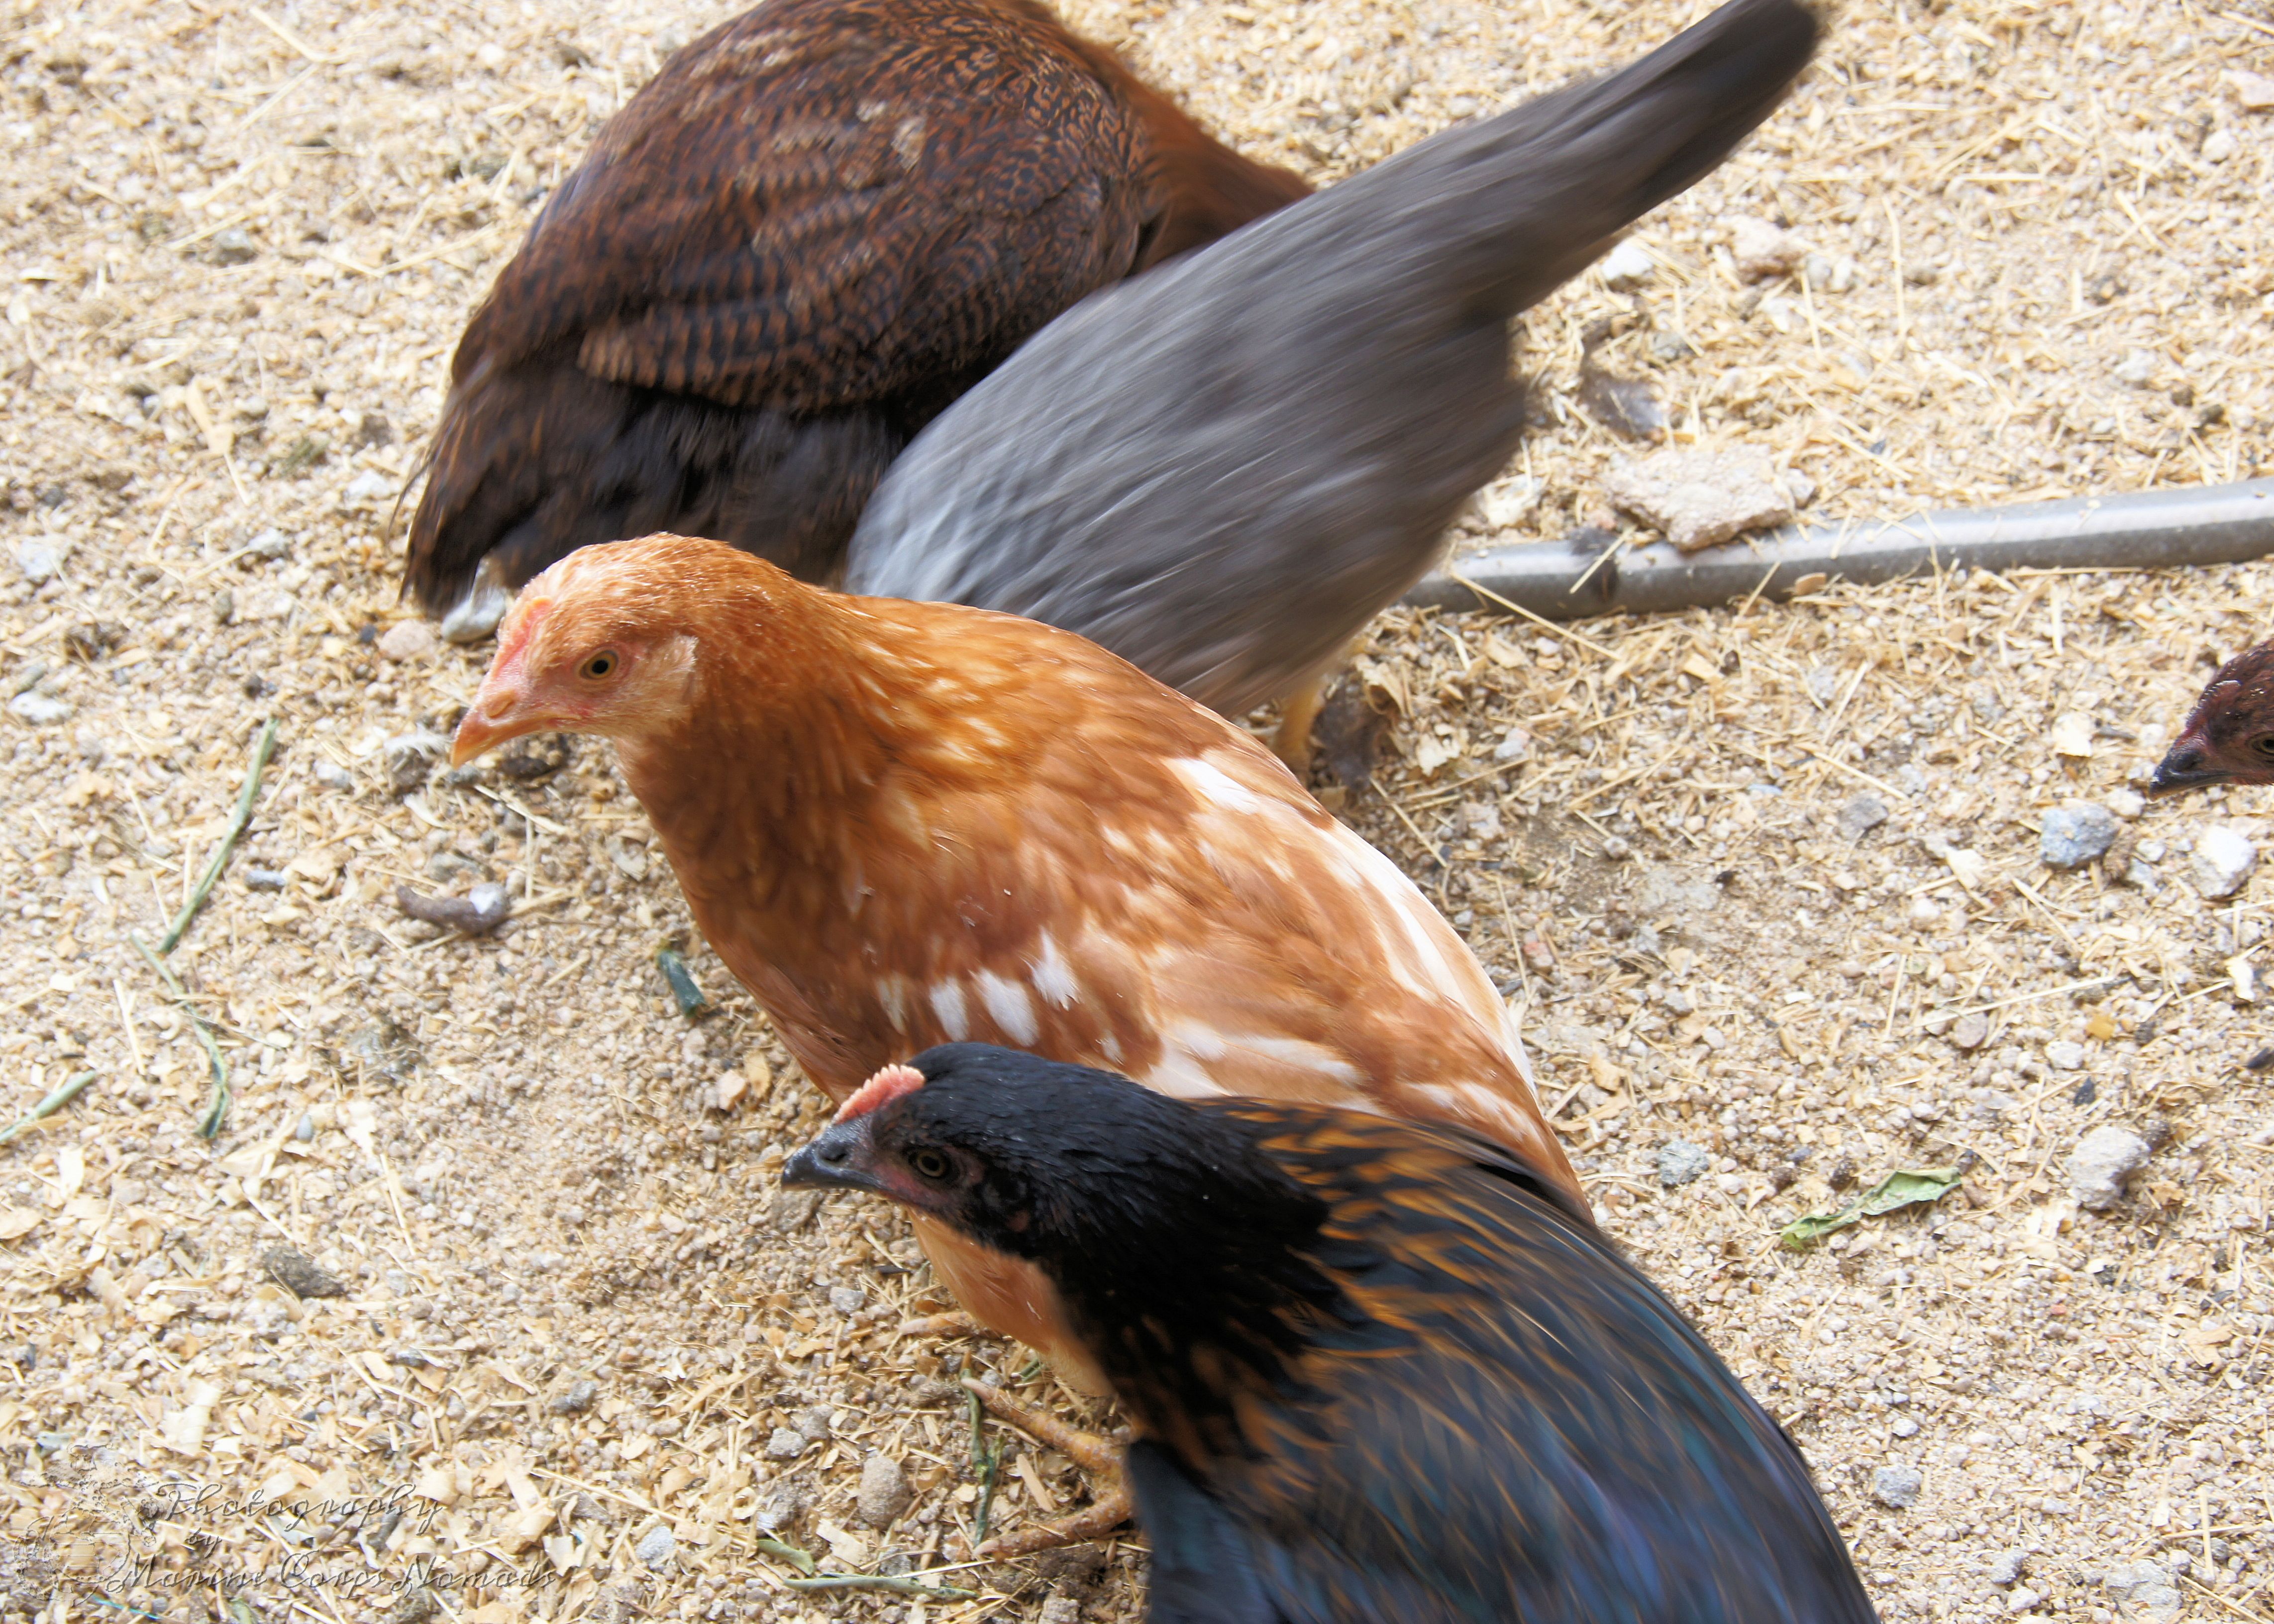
[451,532,1576,1380]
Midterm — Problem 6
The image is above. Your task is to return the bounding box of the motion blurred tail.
[1389,0,1819,320]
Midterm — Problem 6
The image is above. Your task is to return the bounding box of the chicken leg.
[1271,673,1330,774]
[962,1378,1133,1556]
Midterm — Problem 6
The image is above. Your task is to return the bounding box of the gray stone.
[855,1452,913,1527]
[2066,1125,2150,1211]
[1493,727,1533,764]
[633,1522,675,1569]
[2204,127,2238,163]
[2104,1562,2181,1624]
[245,868,289,892]
[2041,802,2119,869]
[1602,446,1795,552]
[211,588,235,625]
[210,227,257,264]
[249,526,292,560]
[343,470,394,504]
[796,1407,833,1444]
[2008,1587,2044,1613]
[1988,1550,2027,1586]
[2234,69,2274,110]
[8,692,73,725]
[1836,793,1888,840]
[1599,238,1656,290]
[2192,825,2258,898]
[828,1284,867,1316]
[1870,1465,1924,1509]
[14,542,58,584]
[313,760,355,791]
[764,1427,807,1460]
[1650,330,1695,363]
[2105,788,2145,818]
[548,1379,598,1416]
[2044,1040,2088,1072]
[1950,1013,1990,1052]
[1656,1139,1711,1188]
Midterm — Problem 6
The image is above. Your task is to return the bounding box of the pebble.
[313,760,355,791]
[1890,1415,1919,1438]
[2044,1041,2087,1072]
[797,1407,834,1444]
[1649,330,1694,363]
[855,1452,913,1527]
[2103,1562,2181,1624]
[1598,238,1656,290]
[210,226,257,265]
[2232,69,2274,110]
[1038,1599,1081,1624]
[7,691,73,725]
[343,470,395,504]
[633,1522,676,1569]
[2065,1124,2150,1211]
[1988,1551,2028,1587]
[2040,802,2118,869]
[2007,1587,2043,1613]
[294,1112,316,1143]
[2113,348,2159,388]
[1727,214,1805,281]
[1871,1465,1924,1509]
[1950,1013,1990,1052]
[764,1427,807,1460]
[2191,825,2258,898]
[212,588,235,625]
[249,526,292,560]
[1655,1139,1710,1187]
[1602,445,1795,552]
[548,1379,598,1415]
[262,1246,348,1300]
[828,1284,867,1316]
[1906,898,1941,928]
[2105,787,2145,818]
[378,620,439,662]
[1836,793,1888,840]
[14,541,58,584]
[2203,128,2238,163]
[1493,727,1533,764]
[245,868,290,892]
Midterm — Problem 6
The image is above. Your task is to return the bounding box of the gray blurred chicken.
[846,0,1817,766]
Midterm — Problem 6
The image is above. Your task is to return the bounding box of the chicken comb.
[834,1063,927,1123]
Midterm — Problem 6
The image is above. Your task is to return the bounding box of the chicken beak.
[2149,742,2228,797]
[450,690,532,768]
[783,1118,886,1198]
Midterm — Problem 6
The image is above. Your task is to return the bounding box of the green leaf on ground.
[1780,1167,1962,1249]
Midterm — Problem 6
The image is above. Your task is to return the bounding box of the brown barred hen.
[405,0,1306,639]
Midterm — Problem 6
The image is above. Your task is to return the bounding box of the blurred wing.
[1194,1122,1878,1624]
[459,0,1154,411]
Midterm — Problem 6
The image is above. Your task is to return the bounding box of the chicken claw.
[961,1378,1133,1555]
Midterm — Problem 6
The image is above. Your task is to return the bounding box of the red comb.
[834,1063,926,1123]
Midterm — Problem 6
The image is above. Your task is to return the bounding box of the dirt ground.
[3,0,2273,1622]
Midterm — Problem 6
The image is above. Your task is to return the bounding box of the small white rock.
[8,691,73,725]
[1603,445,1794,552]
[2044,1040,2087,1072]
[1493,727,1534,764]
[1987,1550,2027,1586]
[13,541,59,584]
[342,470,394,503]
[1727,214,1805,281]
[2203,127,2238,163]
[2065,1125,2150,1211]
[378,619,439,662]
[2008,1587,2044,1613]
[1599,238,1656,290]
[2191,824,2258,898]
[2231,69,2274,111]
[2105,788,2145,818]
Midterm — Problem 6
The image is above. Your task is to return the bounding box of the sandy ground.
[2,0,2273,1621]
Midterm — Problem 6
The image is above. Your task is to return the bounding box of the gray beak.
[2149,744,2228,797]
[782,1117,881,1195]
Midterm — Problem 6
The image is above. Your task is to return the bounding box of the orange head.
[450,534,747,767]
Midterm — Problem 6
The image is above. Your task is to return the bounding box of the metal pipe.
[1404,477,2274,620]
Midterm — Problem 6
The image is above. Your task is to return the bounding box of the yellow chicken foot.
[1272,674,1329,774]
[961,1378,1134,1556]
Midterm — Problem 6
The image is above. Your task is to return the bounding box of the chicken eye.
[578,649,620,681]
[2253,736,2274,759]
[908,1148,953,1183]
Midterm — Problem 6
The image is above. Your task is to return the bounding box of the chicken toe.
[962,1377,1133,1555]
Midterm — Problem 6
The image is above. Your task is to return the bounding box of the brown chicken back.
[405,0,1306,640]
